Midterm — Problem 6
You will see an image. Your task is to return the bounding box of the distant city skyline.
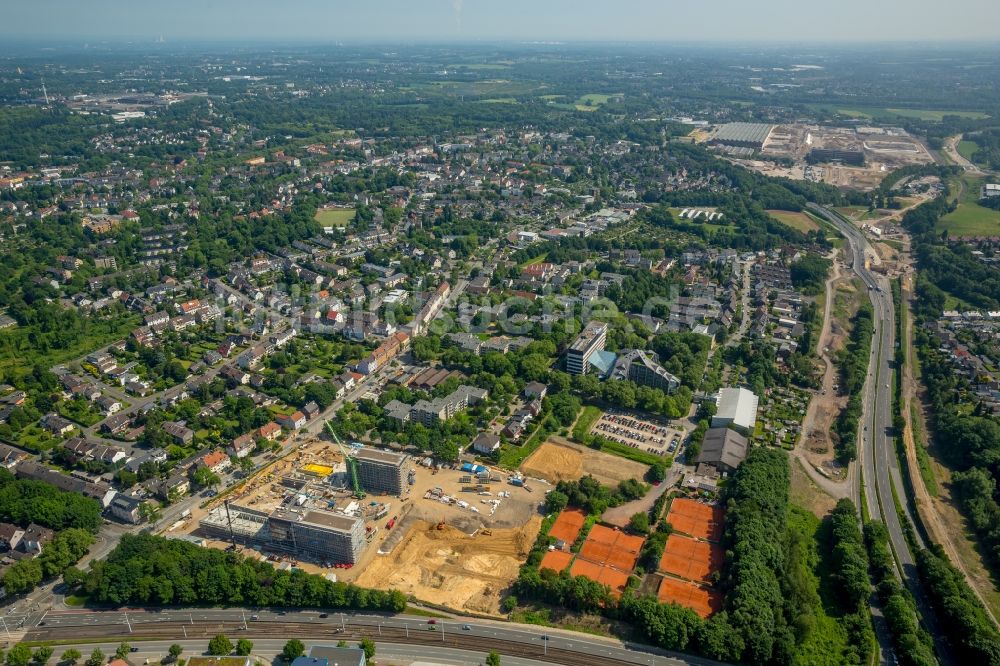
[4,0,1000,43]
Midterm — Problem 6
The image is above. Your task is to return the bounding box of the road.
[809,204,952,664]
[942,134,984,175]
[13,609,722,666]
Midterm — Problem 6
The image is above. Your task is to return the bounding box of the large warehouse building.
[709,123,774,150]
[712,387,759,434]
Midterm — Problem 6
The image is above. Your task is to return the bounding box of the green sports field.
[315,208,355,227]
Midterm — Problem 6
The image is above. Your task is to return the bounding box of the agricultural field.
[768,210,821,232]
[809,104,990,121]
[314,207,355,227]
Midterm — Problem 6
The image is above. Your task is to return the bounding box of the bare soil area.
[354,517,542,616]
[520,438,648,486]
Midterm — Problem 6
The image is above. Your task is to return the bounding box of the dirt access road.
[899,271,1000,628]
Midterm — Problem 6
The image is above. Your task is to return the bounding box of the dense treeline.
[917,547,1000,664]
[823,501,876,663]
[914,242,1000,310]
[964,129,1000,170]
[719,447,791,664]
[0,469,103,533]
[864,522,937,666]
[83,534,406,611]
[544,474,649,516]
[834,303,875,463]
[789,253,831,295]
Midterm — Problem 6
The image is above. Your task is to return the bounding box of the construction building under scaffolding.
[199,501,368,564]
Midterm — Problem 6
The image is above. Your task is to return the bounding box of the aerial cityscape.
[1,2,1000,665]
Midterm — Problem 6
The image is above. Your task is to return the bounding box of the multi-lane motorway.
[809,204,952,663]
[16,609,721,666]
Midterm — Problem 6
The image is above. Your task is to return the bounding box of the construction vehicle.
[480,528,493,536]
[324,420,365,499]
[436,521,446,530]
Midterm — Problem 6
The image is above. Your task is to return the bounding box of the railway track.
[26,621,643,666]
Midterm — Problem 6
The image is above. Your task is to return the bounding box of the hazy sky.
[5,0,1000,43]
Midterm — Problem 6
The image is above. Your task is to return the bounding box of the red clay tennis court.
[657,576,723,618]
[540,549,574,574]
[578,524,643,572]
[658,534,725,582]
[569,558,631,598]
[548,507,588,544]
[665,498,725,542]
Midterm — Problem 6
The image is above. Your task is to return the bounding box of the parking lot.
[589,409,686,457]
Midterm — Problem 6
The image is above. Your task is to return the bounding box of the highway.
[809,204,951,663]
[16,609,722,666]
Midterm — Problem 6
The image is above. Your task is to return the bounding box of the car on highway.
[250,615,259,620]
[319,613,328,618]
[427,619,437,624]
[130,648,139,653]
[462,624,472,630]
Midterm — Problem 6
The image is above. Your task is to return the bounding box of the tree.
[139,501,162,523]
[501,595,518,613]
[7,645,32,666]
[167,645,183,662]
[84,649,103,666]
[335,641,347,649]
[544,490,568,514]
[33,647,54,665]
[234,640,253,657]
[281,640,304,663]
[358,639,375,661]
[193,466,221,489]
[114,643,130,661]
[59,651,81,666]
[628,512,650,535]
[486,651,501,666]
[207,635,233,656]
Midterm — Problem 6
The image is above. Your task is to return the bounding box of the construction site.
[702,123,933,190]
[165,424,545,614]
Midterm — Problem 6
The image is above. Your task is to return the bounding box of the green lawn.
[957,140,979,161]
[939,175,1000,237]
[479,97,517,104]
[573,93,619,112]
[788,505,855,665]
[314,208,355,227]
[571,405,602,441]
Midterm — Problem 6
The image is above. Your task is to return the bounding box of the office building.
[610,349,681,392]
[199,502,367,565]
[354,448,409,495]
[566,321,608,375]
[268,507,367,564]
